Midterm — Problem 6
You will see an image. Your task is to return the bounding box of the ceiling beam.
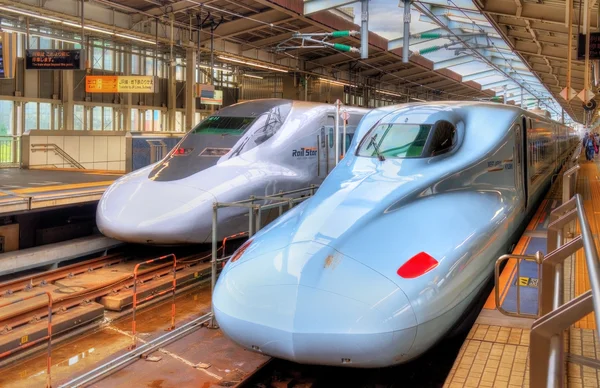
[304,0,357,16]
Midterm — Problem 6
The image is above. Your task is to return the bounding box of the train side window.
[425,120,457,157]
[329,128,334,148]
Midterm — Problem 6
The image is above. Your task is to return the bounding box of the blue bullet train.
[213,102,579,367]
[96,99,367,244]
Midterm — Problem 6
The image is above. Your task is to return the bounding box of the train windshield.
[148,99,293,181]
[357,124,432,158]
[192,116,256,135]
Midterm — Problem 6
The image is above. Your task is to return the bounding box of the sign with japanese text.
[117,76,156,93]
[25,49,83,70]
[85,76,118,93]
[85,75,157,93]
[578,33,600,60]
[201,89,223,105]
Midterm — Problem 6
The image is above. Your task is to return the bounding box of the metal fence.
[529,190,600,387]
[493,156,600,387]
[0,136,20,167]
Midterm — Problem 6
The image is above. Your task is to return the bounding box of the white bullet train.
[213,101,579,367]
[96,99,368,244]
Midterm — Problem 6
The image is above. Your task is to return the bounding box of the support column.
[360,0,369,59]
[123,49,132,132]
[185,47,196,132]
[61,71,74,130]
[167,62,177,132]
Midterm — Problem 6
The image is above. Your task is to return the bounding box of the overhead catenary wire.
[439,0,564,119]
[445,0,572,121]
[160,0,499,100]
[2,0,498,101]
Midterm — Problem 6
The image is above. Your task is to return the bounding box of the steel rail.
[0,252,125,295]
[0,252,210,332]
[58,312,212,388]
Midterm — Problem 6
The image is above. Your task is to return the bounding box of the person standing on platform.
[584,133,596,161]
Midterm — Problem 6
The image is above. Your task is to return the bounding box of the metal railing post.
[248,205,255,237]
[130,254,177,349]
[209,204,219,329]
[256,205,262,232]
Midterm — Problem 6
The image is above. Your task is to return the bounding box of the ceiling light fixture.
[62,21,82,28]
[115,33,156,45]
[0,6,62,23]
[243,74,264,79]
[218,55,288,73]
[319,77,354,87]
[377,89,405,98]
[197,63,232,73]
[83,25,113,35]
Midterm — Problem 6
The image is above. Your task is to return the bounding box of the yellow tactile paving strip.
[568,328,600,388]
[443,324,530,388]
[574,161,598,330]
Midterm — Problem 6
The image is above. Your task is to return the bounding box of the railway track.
[0,247,217,363]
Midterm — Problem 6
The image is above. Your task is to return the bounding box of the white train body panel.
[96,99,368,244]
[213,102,579,367]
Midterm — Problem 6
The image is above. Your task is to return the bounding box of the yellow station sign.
[86,76,156,93]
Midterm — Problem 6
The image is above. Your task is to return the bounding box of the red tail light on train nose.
[397,252,439,278]
[173,147,192,155]
[230,240,253,264]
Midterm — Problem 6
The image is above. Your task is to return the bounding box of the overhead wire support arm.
[275,31,360,53]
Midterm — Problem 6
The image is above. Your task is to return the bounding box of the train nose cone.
[213,241,418,367]
[97,179,215,244]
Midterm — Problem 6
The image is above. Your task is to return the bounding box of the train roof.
[364,101,569,127]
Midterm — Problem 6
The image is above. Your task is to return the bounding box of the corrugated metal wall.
[240,76,283,100]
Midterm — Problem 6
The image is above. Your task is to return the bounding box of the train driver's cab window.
[357,120,456,159]
[229,102,292,158]
[424,120,457,157]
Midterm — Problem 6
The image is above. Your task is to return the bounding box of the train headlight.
[229,239,253,264]
[397,252,439,278]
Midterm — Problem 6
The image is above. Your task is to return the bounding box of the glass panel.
[103,43,113,71]
[131,51,140,74]
[192,116,255,135]
[153,110,162,131]
[0,101,13,135]
[25,103,37,131]
[176,65,184,81]
[40,37,52,49]
[131,109,139,131]
[93,46,103,69]
[103,107,113,130]
[92,106,102,130]
[54,105,62,130]
[74,105,84,130]
[146,57,154,76]
[358,124,432,159]
[176,111,183,132]
[39,103,51,130]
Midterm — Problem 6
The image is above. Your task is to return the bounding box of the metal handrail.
[561,164,580,204]
[494,252,544,318]
[31,143,85,169]
[530,193,600,387]
[494,163,581,321]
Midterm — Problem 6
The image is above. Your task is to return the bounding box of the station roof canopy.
[0,0,583,122]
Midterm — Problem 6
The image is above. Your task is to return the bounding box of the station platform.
[0,169,120,215]
[443,158,600,388]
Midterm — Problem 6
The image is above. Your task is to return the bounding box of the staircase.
[31,143,85,169]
